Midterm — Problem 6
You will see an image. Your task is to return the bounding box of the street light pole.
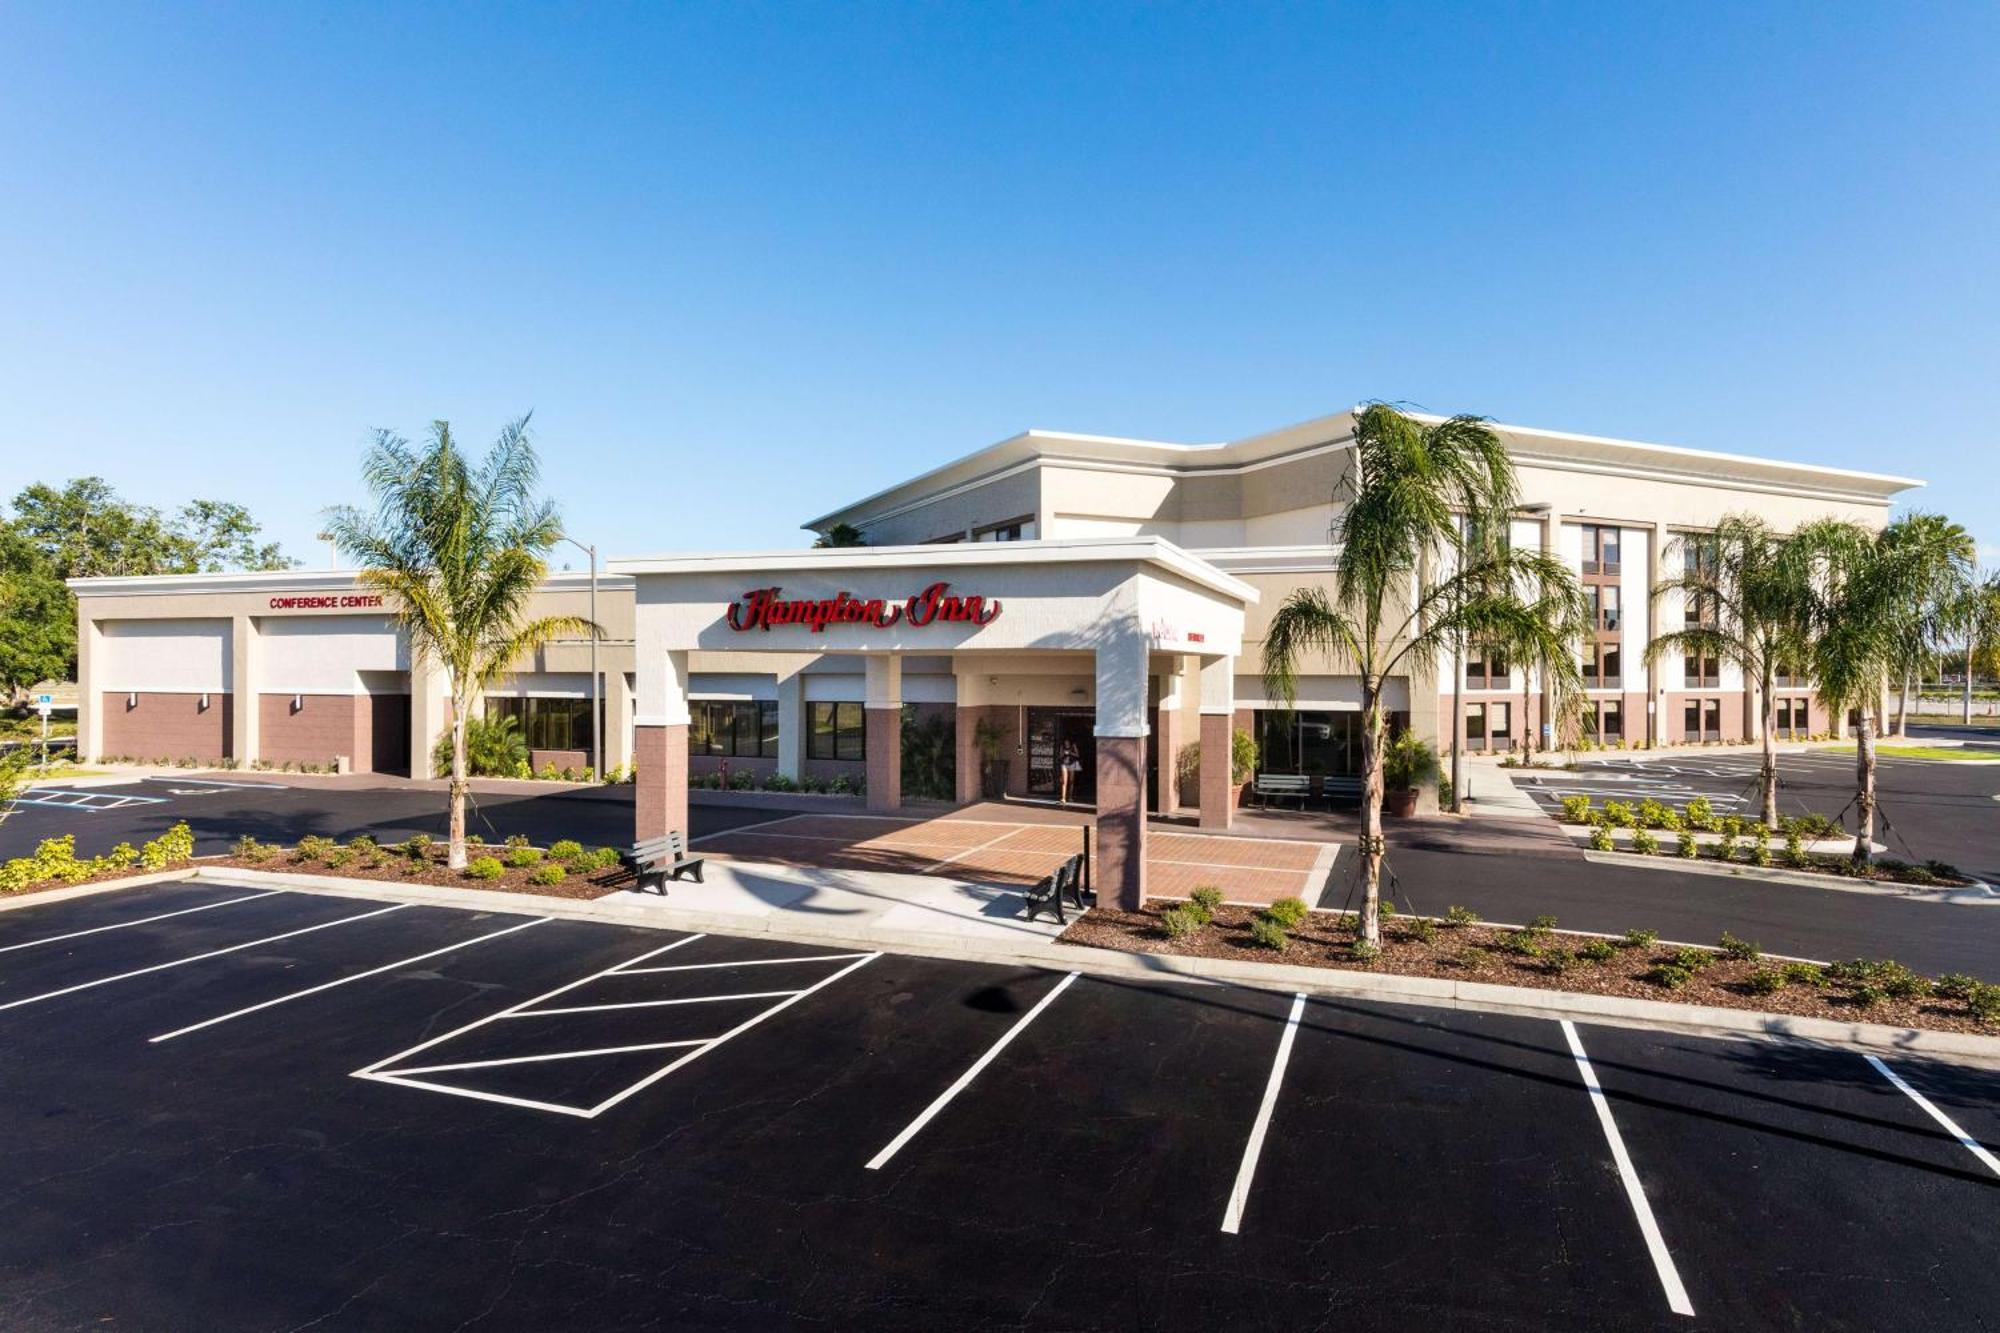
[558,534,601,780]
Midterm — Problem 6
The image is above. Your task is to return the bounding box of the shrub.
[1348,938,1380,963]
[1784,831,1809,868]
[1968,984,2000,1025]
[464,856,505,880]
[1541,947,1578,974]
[1933,973,1981,1000]
[1579,939,1618,964]
[604,764,628,785]
[1848,984,1885,1009]
[1458,945,1492,969]
[1559,795,1592,824]
[1713,831,1738,862]
[232,835,275,863]
[397,835,433,862]
[1502,929,1545,958]
[1402,916,1438,945]
[1718,931,1761,962]
[1750,827,1772,868]
[324,845,356,868]
[1923,859,1962,883]
[1631,828,1659,856]
[1781,961,1825,987]
[1588,825,1615,852]
[537,762,561,782]
[432,714,530,779]
[1189,885,1225,917]
[1620,928,1659,950]
[1247,916,1288,951]
[505,833,531,849]
[1676,830,1699,859]
[528,862,567,887]
[582,846,623,872]
[294,835,338,863]
[761,773,799,793]
[346,834,378,851]
[1683,796,1715,831]
[1744,967,1787,995]
[549,839,584,863]
[1645,963,1694,989]
[1159,904,1204,939]
[1527,914,1558,932]
[1443,904,1479,928]
[1668,946,1715,972]
[465,833,485,847]
[140,822,195,870]
[1636,798,1672,829]
[728,770,757,791]
[1264,897,1310,929]
[1602,799,1636,829]
[504,846,544,868]
[828,773,859,796]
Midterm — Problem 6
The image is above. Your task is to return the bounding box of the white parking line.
[388,1039,711,1078]
[616,953,870,975]
[865,970,1079,1170]
[149,915,553,1042]
[0,891,282,954]
[505,990,801,1018]
[140,776,289,790]
[0,903,412,1013]
[1864,1054,2000,1178]
[1221,992,1306,1234]
[1560,1021,1695,1317]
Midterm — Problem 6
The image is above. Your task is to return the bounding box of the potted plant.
[973,717,1009,800]
[1381,728,1439,818]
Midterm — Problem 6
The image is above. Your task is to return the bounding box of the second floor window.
[1587,584,1621,632]
[1684,653,1720,689]
[1465,645,1509,688]
[1583,643,1622,689]
[1581,524,1621,576]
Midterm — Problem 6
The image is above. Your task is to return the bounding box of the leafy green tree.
[324,416,595,869]
[9,479,294,578]
[433,713,531,779]
[1957,569,2000,721]
[1879,513,1974,736]
[1645,514,1813,829]
[1261,404,1588,944]
[0,527,72,704]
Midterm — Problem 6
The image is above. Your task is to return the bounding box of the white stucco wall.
[98,618,232,693]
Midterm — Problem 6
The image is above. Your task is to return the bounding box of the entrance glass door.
[1025,707,1096,802]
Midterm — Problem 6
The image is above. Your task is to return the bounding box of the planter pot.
[1384,787,1418,818]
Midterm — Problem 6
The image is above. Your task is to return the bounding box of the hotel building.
[68,407,1920,907]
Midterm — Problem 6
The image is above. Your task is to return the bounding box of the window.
[1589,585,1621,632]
[973,517,1035,542]
[1704,698,1722,741]
[1465,645,1509,688]
[691,700,778,759]
[1599,699,1623,740]
[1581,524,1621,575]
[1684,653,1720,689]
[1466,702,1486,746]
[483,696,603,754]
[1487,701,1513,747]
[1774,697,1811,739]
[1774,660,1805,688]
[1254,710,1366,777]
[807,701,866,761]
[1583,644,1621,689]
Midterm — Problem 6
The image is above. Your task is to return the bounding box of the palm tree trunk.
[448,696,470,870]
[1449,645,1463,812]
[1759,666,1780,830]
[1967,632,1976,725]
[1358,683,1387,946]
[1896,673,1910,738]
[1852,705,1876,864]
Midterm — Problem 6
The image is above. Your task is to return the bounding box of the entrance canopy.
[608,537,1259,910]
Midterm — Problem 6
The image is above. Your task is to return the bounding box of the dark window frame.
[807,701,866,761]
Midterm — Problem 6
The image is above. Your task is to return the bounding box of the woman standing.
[1058,739,1082,804]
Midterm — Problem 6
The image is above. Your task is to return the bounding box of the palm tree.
[325,417,595,869]
[1959,569,2000,724]
[1262,404,1588,944]
[1880,513,1975,736]
[1645,514,1812,830]
[814,523,867,548]
[1790,517,1946,863]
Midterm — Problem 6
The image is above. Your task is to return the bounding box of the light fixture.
[127,691,137,708]
[292,694,304,713]
[199,693,210,711]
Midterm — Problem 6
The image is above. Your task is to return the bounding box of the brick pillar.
[1096,735,1147,910]
[956,705,983,804]
[866,708,902,811]
[1198,712,1233,830]
[634,723,688,841]
[1154,696,1180,816]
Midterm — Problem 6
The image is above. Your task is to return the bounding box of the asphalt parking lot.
[1510,746,2000,885]
[0,879,1993,1330]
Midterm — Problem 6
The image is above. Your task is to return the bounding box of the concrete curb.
[0,870,192,912]
[1579,850,1998,903]
[160,866,2000,1069]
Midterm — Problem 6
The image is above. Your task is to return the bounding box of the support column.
[230,614,258,767]
[1095,633,1151,910]
[1197,655,1234,831]
[955,707,983,804]
[776,671,806,782]
[864,655,902,812]
[77,616,103,762]
[409,654,449,779]
[607,668,636,777]
[1153,657,1189,816]
[1650,521,1669,748]
[635,647,690,842]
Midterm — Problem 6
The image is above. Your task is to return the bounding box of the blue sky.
[2,3,1995,570]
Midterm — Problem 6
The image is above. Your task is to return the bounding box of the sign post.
[35,696,53,768]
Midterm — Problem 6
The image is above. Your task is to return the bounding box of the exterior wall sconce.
[291,694,304,713]
[199,693,211,711]
[127,691,138,709]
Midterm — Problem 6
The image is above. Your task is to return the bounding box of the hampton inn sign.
[725,581,1002,633]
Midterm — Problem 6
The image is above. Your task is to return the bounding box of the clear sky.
[3,3,1995,572]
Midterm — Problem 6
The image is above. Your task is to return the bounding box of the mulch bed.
[1060,902,1999,1036]
[202,849,629,901]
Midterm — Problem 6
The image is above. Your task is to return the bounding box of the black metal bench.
[621,831,706,895]
[1320,776,1365,806]
[1023,852,1087,925]
[1253,772,1311,808]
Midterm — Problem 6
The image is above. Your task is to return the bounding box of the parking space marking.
[1865,1054,2000,1178]
[0,902,413,1013]
[11,788,168,812]
[388,1039,712,1078]
[149,915,553,1042]
[865,970,1079,1170]
[0,891,282,954]
[1220,991,1306,1234]
[140,776,289,790]
[1561,1021,1695,1318]
[616,952,871,975]
[506,990,802,1017]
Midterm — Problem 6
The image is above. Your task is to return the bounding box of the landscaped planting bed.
[1061,897,2000,1035]
[1558,794,1975,887]
[207,834,632,901]
[0,822,202,897]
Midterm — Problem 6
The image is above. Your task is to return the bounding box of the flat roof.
[66,568,627,597]
[608,535,1260,605]
[805,406,1925,532]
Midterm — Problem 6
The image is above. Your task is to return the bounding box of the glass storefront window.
[808,701,865,761]
[483,696,604,754]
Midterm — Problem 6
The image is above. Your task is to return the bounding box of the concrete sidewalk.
[1455,755,1551,820]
